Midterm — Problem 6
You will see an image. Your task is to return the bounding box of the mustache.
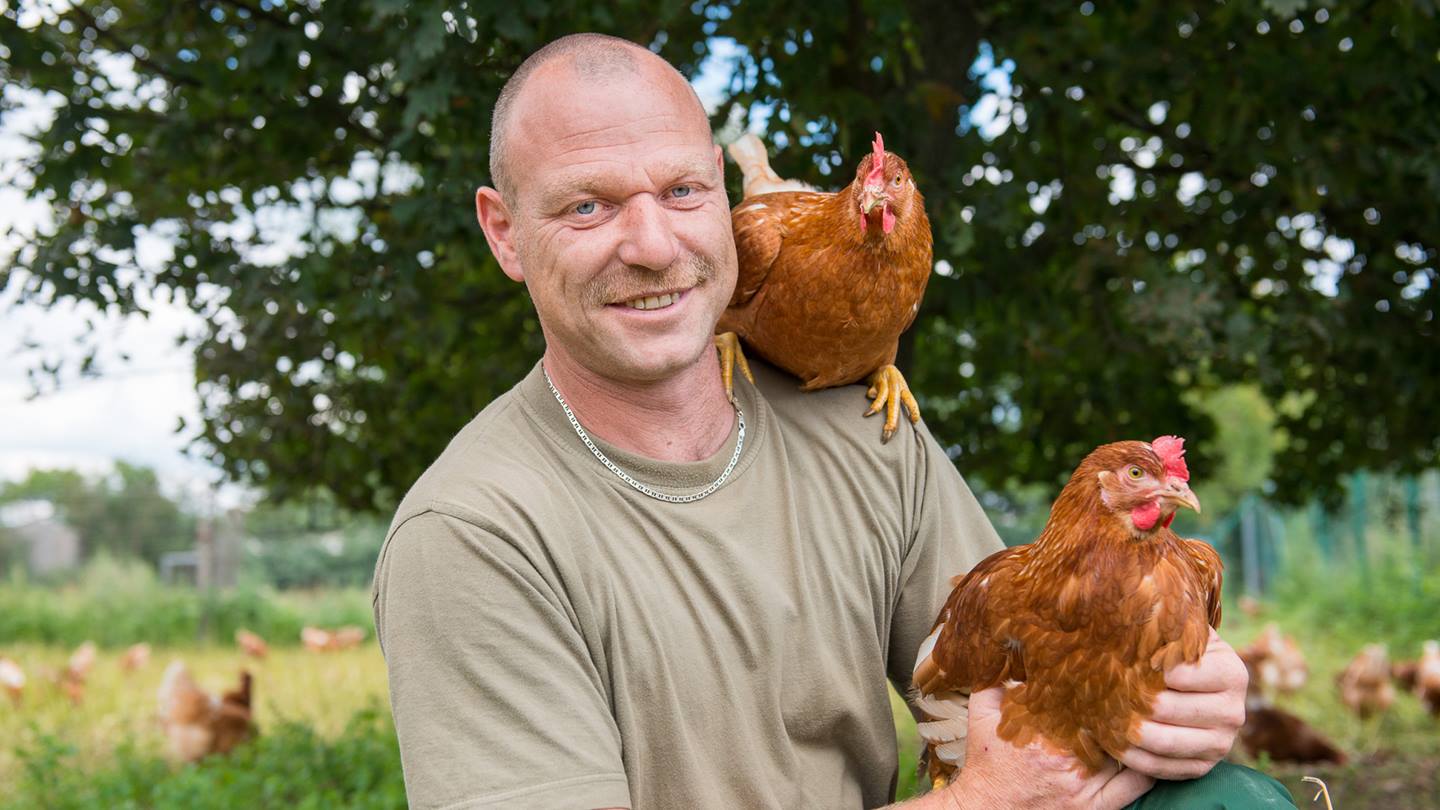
[586,252,720,306]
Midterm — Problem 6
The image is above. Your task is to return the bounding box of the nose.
[616,194,681,272]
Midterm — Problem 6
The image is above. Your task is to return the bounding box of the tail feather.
[726,133,816,199]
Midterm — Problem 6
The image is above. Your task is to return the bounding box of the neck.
[542,348,736,463]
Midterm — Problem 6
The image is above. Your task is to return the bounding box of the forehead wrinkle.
[545,111,698,146]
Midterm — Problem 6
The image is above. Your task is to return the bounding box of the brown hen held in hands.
[719,132,932,441]
[912,436,1219,786]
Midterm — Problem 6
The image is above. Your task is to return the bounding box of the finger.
[1165,634,1246,693]
[1118,745,1220,781]
[1149,688,1247,730]
[1094,767,1156,810]
[1130,719,1234,761]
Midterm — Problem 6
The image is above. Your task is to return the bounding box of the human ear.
[475,186,524,283]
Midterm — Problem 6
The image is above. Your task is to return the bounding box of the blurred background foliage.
[2,0,1435,512]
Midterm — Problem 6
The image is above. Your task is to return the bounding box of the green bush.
[0,556,374,647]
[4,706,405,809]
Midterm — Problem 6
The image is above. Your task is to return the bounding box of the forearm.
[881,789,961,810]
[881,777,985,810]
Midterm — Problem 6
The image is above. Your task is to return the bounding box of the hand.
[1118,628,1248,780]
[946,688,1154,810]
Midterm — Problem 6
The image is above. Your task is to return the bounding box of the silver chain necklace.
[542,366,745,503]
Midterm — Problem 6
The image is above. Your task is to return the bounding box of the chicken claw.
[865,364,920,441]
[714,332,755,403]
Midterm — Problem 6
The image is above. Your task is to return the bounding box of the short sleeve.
[373,510,631,810]
[886,427,1005,691]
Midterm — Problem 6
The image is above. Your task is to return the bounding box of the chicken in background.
[1337,644,1396,719]
[301,626,335,652]
[157,660,256,762]
[119,643,152,673]
[236,629,269,659]
[1237,594,1263,619]
[717,132,932,441]
[912,436,1216,787]
[57,640,97,705]
[302,625,367,652]
[1239,623,1309,696]
[1394,639,1440,717]
[1239,704,1348,766]
[0,656,25,706]
[1238,646,1347,766]
[1393,659,1419,693]
[333,625,366,650]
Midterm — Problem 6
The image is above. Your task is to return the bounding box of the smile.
[617,290,685,311]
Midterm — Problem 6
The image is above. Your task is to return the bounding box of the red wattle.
[1131,501,1161,531]
[882,205,896,234]
[1161,513,1175,529]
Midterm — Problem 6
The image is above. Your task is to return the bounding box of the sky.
[0,36,753,508]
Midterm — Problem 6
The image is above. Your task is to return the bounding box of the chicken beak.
[860,185,890,215]
[1162,480,1201,514]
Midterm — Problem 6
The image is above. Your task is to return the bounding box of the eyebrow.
[537,157,715,208]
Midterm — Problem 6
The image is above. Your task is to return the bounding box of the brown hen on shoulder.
[717,132,932,441]
[912,436,1220,788]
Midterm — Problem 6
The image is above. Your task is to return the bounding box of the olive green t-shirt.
[372,359,1002,810]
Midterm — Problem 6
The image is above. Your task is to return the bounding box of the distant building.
[159,510,243,588]
[0,500,81,574]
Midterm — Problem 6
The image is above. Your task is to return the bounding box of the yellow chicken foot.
[865,364,921,442]
[714,332,755,403]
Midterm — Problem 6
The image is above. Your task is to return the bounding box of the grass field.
[0,640,395,806]
[4,603,1438,807]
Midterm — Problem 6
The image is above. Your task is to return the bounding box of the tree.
[2,0,1434,511]
[0,463,195,563]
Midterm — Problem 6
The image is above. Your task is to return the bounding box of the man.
[373,33,1292,809]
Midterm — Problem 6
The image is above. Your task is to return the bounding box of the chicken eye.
[1127,466,1144,480]
[892,175,903,187]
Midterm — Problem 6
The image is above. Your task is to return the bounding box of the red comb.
[864,132,887,185]
[1151,435,1189,481]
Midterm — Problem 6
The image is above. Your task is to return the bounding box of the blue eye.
[671,185,692,198]
[575,201,597,216]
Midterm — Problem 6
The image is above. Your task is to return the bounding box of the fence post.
[1348,471,1369,584]
[1406,475,1422,593]
[1310,501,1332,563]
[1241,494,1262,596]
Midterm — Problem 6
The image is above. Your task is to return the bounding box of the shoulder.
[382,383,573,560]
[748,358,943,473]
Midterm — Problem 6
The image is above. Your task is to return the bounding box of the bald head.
[488,33,708,204]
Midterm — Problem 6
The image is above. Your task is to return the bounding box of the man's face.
[499,61,737,385]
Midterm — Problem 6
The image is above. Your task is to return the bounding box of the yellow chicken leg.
[714,332,755,403]
[865,364,920,442]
